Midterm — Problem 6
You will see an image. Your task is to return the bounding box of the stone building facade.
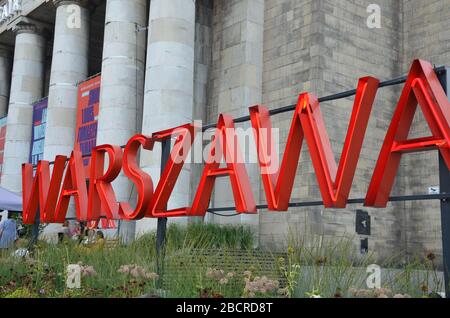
[0,0,449,264]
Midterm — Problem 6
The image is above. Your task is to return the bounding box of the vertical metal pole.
[438,155,450,297]
[438,68,450,298]
[156,138,170,288]
[29,208,40,250]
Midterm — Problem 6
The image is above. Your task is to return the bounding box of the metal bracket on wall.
[356,210,371,236]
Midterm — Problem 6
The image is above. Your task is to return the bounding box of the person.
[0,215,17,249]
[96,231,105,240]
[57,232,65,243]
[75,230,106,254]
[69,221,81,241]
[82,229,96,245]
[78,222,87,244]
[95,230,106,250]
[61,221,69,236]
[91,231,106,251]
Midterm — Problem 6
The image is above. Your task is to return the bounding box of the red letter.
[119,135,154,220]
[301,77,379,207]
[87,219,116,230]
[250,77,379,209]
[191,114,256,216]
[146,124,198,218]
[54,150,89,223]
[22,156,67,224]
[365,59,450,207]
[88,144,123,221]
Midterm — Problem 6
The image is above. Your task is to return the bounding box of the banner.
[75,75,115,229]
[75,75,101,167]
[29,98,48,165]
[0,117,6,178]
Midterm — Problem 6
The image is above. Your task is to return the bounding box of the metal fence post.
[29,208,40,250]
[438,67,450,298]
[156,138,170,289]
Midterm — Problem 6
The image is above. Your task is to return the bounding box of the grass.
[0,223,445,298]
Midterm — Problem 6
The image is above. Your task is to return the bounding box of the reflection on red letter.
[250,77,379,209]
[250,103,303,211]
[146,124,198,218]
[119,135,154,220]
[365,59,450,207]
[301,77,379,207]
[191,114,256,216]
[87,219,116,230]
[88,145,122,221]
[54,150,89,223]
[22,156,67,224]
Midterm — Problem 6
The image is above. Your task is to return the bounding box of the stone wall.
[206,0,264,238]
[396,0,450,263]
[205,0,450,262]
[258,0,404,258]
[190,0,213,223]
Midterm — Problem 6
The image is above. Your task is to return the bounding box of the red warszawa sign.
[21,60,450,224]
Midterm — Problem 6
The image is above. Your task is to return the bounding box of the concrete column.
[137,0,196,235]
[97,0,147,244]
[0,24,46,192]
[0,45,12,118]
[189,0,213,225]
[43,0,90,160]
[208,0,265,240]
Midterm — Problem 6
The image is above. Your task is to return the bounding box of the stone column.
[208,0,265,240]
[0,23,46,192]
[43,0,90,160]
[0,45,12,118]
[137,0,196,235]
[97,0,147,244]
[189,0,213,225]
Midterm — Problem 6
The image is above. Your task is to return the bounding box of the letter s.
[119,134,154,220]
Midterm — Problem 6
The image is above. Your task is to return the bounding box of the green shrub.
[0,223,444,298]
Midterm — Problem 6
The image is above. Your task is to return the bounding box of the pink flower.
[81,265,97,277]
[117,264,157,280]
[219,278,229,285]
[145,272,159,280]
[244,275,280,296]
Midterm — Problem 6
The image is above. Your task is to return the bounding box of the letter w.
[250,77,379,209]
[22,156,67,224]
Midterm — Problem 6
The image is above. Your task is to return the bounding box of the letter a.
[250,77,379,209]
[190,114,256,216]
[54,150,89,223]
[365,59,450,207]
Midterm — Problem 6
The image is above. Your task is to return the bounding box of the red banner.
[74,75,115,229]
[75,75,101,168]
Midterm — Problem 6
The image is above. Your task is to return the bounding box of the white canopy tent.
[0,186,22,212]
